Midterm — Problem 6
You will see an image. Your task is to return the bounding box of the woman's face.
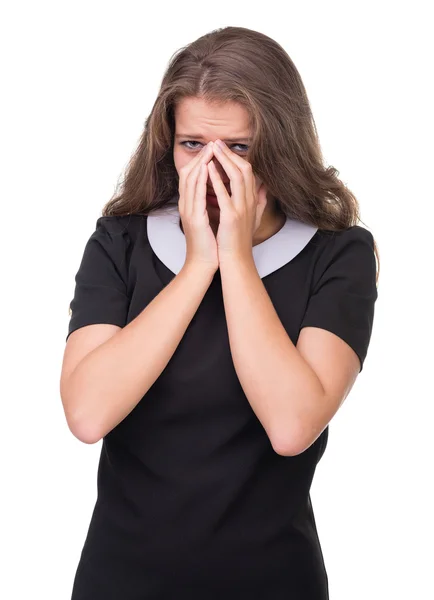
[173,96,257,219]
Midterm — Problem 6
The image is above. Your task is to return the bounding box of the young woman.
[60,26,379,600]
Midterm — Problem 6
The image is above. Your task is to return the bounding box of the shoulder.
[86,215,148,278]
[306,225,377,292]
[333,225,374,246]
[90,213,151,255]
[94,214,147,243]
[313,225,375,262]
[316,224,374,246]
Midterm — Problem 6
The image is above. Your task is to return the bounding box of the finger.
[182,143,213,216]
[208,159,232,212]
[178,142,212,213]
[193,162,208,219]
[212,142,248,210]
[179,144,207,213]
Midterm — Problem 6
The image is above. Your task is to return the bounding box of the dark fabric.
[67,217,131,342]
[66,215,377,599]
[300,226,378,372]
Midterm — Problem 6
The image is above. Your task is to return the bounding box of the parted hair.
[102,26,380,283]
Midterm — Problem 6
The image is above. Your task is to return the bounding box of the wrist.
[182,259,218,281]
[218,251,255,272]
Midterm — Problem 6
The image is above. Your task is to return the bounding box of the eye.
[180,141,249,153]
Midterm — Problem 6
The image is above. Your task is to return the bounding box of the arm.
[61,262,215,444]
[205,142,377,456]
[219,256,361,457]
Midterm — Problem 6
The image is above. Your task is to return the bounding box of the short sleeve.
[66,216,131,342]
[300,226,378,373]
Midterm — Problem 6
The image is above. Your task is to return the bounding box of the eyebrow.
[175,134,252,143]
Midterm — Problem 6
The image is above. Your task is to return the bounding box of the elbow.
[66,412,103,444]
[69,418,102,445]
[271,423,322,457]
[62,396,103,444]
[272,438,302,457]
[61,381,103,445]
[270,423,308,457]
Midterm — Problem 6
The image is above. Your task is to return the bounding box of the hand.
[178,142,219,274]
[207,139,268,262]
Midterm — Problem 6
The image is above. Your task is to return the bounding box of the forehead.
[174,97,251,136]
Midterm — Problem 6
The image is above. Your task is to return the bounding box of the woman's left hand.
[207,139,268,262]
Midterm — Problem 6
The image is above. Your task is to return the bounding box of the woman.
[60,26,379,600]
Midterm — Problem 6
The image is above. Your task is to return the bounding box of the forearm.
[68,261,215,443]
[219,257,324,455]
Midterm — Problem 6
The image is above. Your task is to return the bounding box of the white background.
[1,1,433,598]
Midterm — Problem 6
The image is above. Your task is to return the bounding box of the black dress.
[67,197,378,599]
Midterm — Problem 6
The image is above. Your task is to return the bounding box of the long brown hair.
[103,26,380,283]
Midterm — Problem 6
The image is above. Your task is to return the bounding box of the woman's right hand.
[178,142,219,274]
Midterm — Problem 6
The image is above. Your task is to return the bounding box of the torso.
[71,205,332,599]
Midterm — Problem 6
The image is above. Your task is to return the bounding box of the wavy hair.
[102,26,380,283]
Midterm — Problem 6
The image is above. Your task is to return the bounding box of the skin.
[170,97,361,456]
[60,98,361,453]
[173,96,286,242]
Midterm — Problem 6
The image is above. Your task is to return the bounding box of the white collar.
[147,197,318,279]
